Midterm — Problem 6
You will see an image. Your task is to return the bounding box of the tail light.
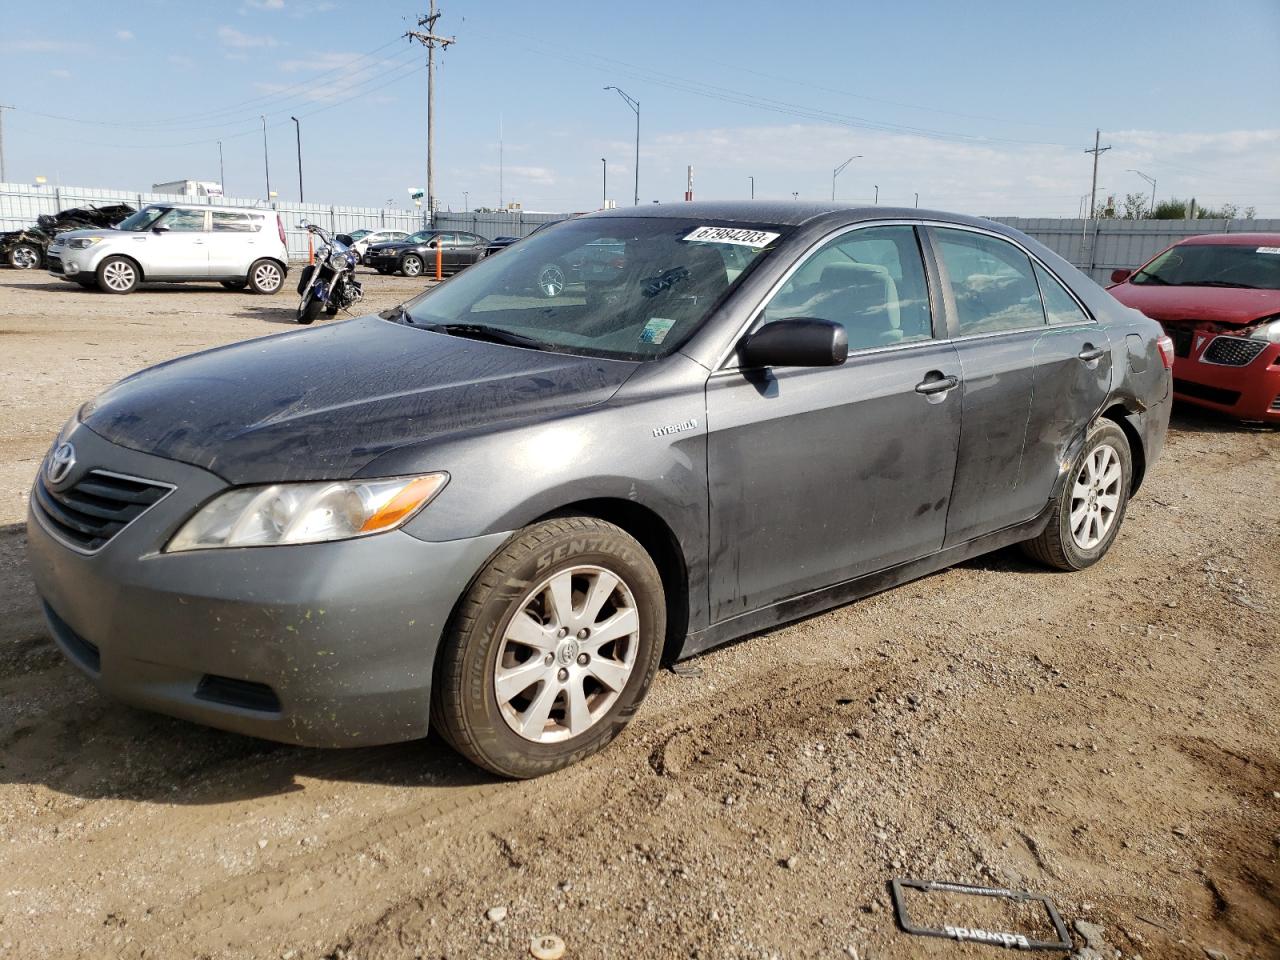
[1157,334,1176,370]
[277,214,287,246]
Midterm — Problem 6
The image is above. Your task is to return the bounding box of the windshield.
[1132,243,1280,289]
[116,207,170,232]
[395,217,788,360]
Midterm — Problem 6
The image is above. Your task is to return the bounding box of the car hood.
[81,314,638,484]
[1109,282,1280,326]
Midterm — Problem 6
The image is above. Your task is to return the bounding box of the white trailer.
[151,180,224,199]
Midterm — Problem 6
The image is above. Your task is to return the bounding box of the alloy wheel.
[253,261,282,292]
[1070,442,1122,549]
[537,263,566,297]
[10,245,39,269]
[493,565,640,744]
[402,256,422,277]
[102,261,136,292]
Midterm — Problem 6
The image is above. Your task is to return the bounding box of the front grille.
[1173,378,1242,407]
[1271,394,1280,412]
[34,469,171,552]
[46,256,64,275]
[1203,336,1267,366]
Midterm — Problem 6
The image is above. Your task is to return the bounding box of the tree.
[1150,197,1190,219]
[1120,192,1148,220]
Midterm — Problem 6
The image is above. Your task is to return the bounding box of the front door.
[142,207,209,278]
[706,224,963,623]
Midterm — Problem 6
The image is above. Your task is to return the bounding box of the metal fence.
[5,179,1277,278]
[997,217,1280,283]
[0,181,429,262]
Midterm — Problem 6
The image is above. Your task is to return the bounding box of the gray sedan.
[27,203,1172,778]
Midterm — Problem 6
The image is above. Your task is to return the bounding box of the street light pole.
[914,191,919,208]
[290,116,303,202]
[1128,168,1157,215]
[260,115,271,202]
[749,175,754,199]
[603,86,640,206]
[217,140,225,195]
[463,190,469,212]
[874,184,879,205]
[601,158,607,208]
[832,155,861,201]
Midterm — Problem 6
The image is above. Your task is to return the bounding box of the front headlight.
[1246,316,1280,343]
[68,237,103,249]
[166,473,448,552]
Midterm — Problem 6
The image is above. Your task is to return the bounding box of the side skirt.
[678,504,1053,659]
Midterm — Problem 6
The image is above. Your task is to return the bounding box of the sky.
[1,0,1278,217]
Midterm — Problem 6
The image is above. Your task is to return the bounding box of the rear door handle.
[1078,345,1105,362]
[915,373,960,396]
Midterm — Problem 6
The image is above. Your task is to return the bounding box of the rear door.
[706,224,963,622]
[206,210,260,277]
[143,207,209,278]
[454,232,487,268]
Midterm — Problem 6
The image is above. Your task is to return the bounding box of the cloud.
[48,68,72,80]
[167,54,195,68]
[217,25,279,48]
[115,29,134,41]
[244,0,285,8]
[477,165,557,187]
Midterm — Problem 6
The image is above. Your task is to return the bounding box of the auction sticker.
[640,317,676,344]
[1257,246,1280,254]
[683,226,780,247]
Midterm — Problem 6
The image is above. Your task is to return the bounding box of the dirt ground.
[0,267,1276,960]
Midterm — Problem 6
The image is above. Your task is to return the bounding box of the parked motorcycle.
[295,221,362,324]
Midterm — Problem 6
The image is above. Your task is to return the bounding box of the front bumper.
[1169,335,1280,422]
[367,251,402,270]
[26,422,510,747]
[46,244,95,280]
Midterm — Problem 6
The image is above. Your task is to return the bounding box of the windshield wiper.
[420,322,554,350]
[1175,280,1262,289]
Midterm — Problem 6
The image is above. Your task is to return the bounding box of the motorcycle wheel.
[296,289,323,325]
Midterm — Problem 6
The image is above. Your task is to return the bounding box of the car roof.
[1174,232,1280,246]
[584,200,1001,232]
[143,203,270,216]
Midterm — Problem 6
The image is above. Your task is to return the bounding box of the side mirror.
[1110,268,1131,284]
[740,318,848,369]
[151,224,170,234]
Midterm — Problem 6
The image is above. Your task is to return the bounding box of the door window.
[211,211,254,232]
[1033,262,1090,325]
[759,225,934,351]
[162,208,208,232]
[932,228,1045,335]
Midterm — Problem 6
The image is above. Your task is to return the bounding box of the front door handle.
[1078,345,1105,362]
[915,373,960,396]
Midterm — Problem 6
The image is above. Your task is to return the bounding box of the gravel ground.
[0,267,1276,960]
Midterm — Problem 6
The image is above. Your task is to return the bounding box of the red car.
[1108,233,1280,422]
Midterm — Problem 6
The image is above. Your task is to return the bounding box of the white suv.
[47,204,290,295]
[349,229,411,263]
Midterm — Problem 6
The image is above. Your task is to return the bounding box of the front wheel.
[401,254,423,278]
[296,288,323,325]
[8,243,41,269]
[96,256,139,294]
[432,517,666,779]
[536,262,566,297]
[1022,419,1132,571]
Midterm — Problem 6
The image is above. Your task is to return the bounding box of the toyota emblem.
[46,442,76,487]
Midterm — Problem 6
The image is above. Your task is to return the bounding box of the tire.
[535,262,566,298]
[8,243,41,269]
[401,254,423,278]
[96,256,139,294]
[220,279,248,291]
[432,517,666,779]
[1022,419,1132,571]
[296,288,323,325]
[247,259,285,295]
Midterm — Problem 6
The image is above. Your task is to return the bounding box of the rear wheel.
[8,243,41,269]
[1022,419,1132,571]
[247,259,284,295]
[432,517,665,779]
[401,254,423,278]
[96,256,139,294]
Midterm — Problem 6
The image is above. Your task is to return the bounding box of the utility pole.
[874,184,879,205]
[601,158,607,208]
[260,115,271,201]
[217,140,225,195]
[0,105,11,183]
[604,86,640,206]
[290,117,304,202]
[463,190,469,212]
[498,114,503,208]
[407,1,456,223]
[1084,128,1111,248]
[749,175,754,199]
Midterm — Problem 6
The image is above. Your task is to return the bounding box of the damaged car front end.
[1,203,135,270]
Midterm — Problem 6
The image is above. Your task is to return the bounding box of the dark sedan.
[28,203,1171,779]
[366,229,487,278]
